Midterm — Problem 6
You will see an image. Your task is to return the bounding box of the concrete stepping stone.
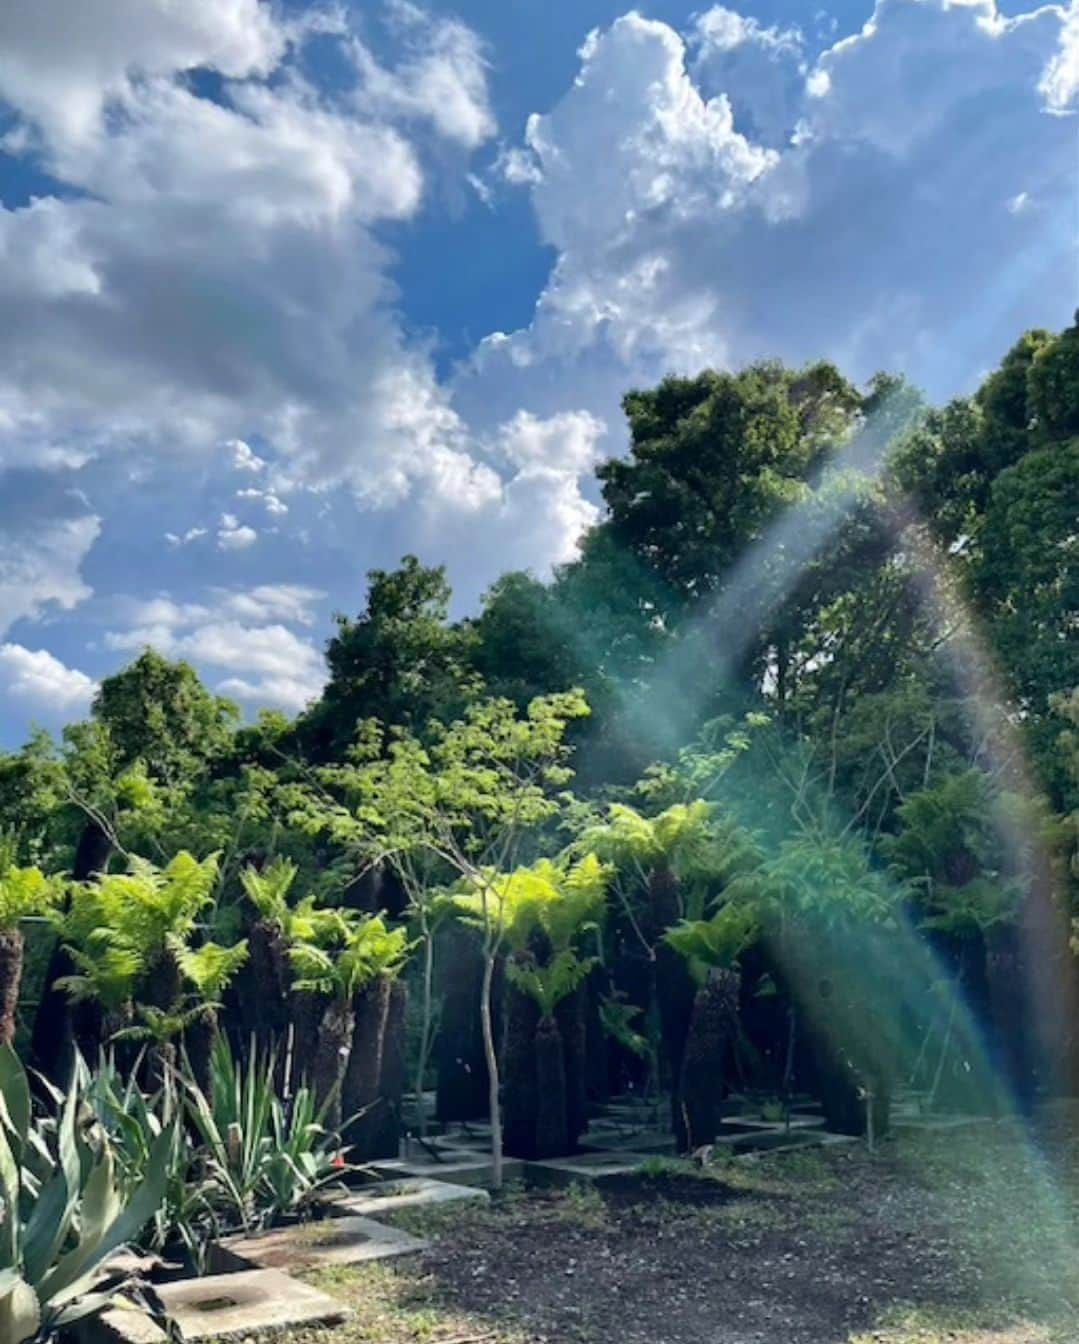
[339,1175,489,1215]
[81,1267,350,1343]
[582,1130,677,1155]
[720,1116,825,1132]
[374,1153,527,1187]
[527,1151,654,1187]
[894,1113,993,1131]
[209,1214,426,1274]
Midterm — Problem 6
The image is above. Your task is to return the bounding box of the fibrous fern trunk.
[0,927,24,1047]
[649,864,695,1149]
[342,978,390,1158]
[242,920,292,1054]
[370,978,407,1158]
[312,998,355,1131]
[556,981,588,1149]
[30,819,112,1084]
[680,966,740,1151]
[435,924,488,1123]
[535,1014,569,1160]
[502,974,539,1159]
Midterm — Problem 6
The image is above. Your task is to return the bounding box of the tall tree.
[302,557,477,757]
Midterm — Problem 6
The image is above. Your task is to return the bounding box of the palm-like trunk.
[680,967,740,1150]
[502,973,539,1159]
[30,819,112,1085]
[370,979,407,1158]
[649,864,695,1148]
[184,1006,219,1096]
[535,1015,569,1159]
[288,988,325,1095]
[312,998,355,1131]
[342,978,390,1158]
[241,920,292,1053]
[0,927,24,1047]
[435,924,489,1123]
[556,982,588,1149]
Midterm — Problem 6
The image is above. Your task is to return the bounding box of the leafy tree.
[308,691,590,1186]
[302,557,478,757]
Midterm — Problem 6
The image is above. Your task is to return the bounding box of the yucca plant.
[0,848,58,1046]
[183,1036,348,1234]
[0,1044,173,1343]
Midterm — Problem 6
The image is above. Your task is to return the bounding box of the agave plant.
[78,1052,216,1269]
[0,1045,173,1343]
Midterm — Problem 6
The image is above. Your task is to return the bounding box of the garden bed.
[261,1118,1077,1344]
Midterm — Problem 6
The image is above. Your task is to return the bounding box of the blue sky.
[0,0,1076,745]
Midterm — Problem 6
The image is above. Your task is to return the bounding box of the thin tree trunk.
[480,950,503,1190]
[0,927,23,1047]
[414,925,435,1137]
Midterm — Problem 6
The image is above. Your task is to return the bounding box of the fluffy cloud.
[0,0,287,150]
[0,643,96,711]
[351,1,495,149]
[473,1,1079,415]
[217,515,258,551]
[0,0,487,509]
[0,512,100,636]
[105,586,326,712]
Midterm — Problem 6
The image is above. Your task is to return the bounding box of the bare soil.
[294,1113,1079,1344]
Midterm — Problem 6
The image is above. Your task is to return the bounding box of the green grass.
[292,1261,526,1344]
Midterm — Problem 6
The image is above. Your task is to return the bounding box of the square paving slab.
[209,1213,427,1274]
[374,1153,527,1187]
[82,1268,350,1343]
[340,1175,489,1215]
[582,1129,677,1155]
[527,1151,653,1187]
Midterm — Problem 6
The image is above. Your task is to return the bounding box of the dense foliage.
[1,316,1076,1201]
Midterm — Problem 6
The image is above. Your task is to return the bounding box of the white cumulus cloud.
[0,643,96,712]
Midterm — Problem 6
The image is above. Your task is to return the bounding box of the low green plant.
[0,1044,173,1343]
[80,1052,217,1268]
[184,1036,350,1232]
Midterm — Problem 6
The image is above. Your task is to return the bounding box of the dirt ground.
[290,1113,1079,1344]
